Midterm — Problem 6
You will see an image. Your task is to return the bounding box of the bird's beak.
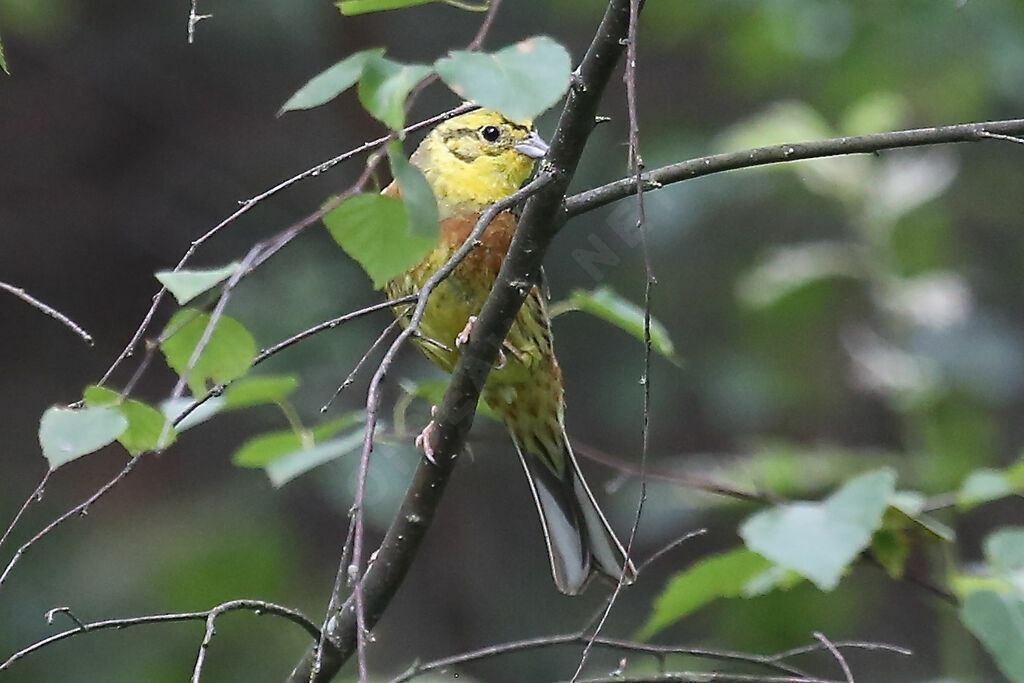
[514,130,550,159]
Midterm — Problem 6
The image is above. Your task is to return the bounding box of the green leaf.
[871,527,910,579]
[561,287,679,364]
[39,406,129,470]
[232,415,360,467]
[743,564,804,596]
[357,54,432,131]
[222,375,300,410]
[337,0,432,14]
[887,490,955,542]
[160,309,258,398]
[280,48,384,113]
[740,468,896,590]
[265,429,368,487]
[434,36,571,122]
[958,458,1024,509]
[637,548,773,640]
[387,143,439,239]
[0,34,8,75]
[962,590,1024,683]
[324,193,437,289]
[155,262,240,305]
[985,527,1024,590]
[83,386,177,454]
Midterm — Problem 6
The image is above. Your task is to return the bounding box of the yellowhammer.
[385,108,636,595]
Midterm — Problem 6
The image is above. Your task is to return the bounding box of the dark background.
[2,1,1024,681]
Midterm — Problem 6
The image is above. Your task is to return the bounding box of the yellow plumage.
[385,109,635,595]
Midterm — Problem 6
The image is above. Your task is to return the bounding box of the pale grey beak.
[514,130,549,159]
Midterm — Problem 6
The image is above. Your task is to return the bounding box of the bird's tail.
[512,428,637,595]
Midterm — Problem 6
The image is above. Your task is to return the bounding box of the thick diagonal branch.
[283,1,635,681]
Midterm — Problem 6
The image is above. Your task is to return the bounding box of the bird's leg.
[455,315,477,348]
[457,315,509,368]
[415,405,440,465]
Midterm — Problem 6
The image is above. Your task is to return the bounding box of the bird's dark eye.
[481,125,501,142]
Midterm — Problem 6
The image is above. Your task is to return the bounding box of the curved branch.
[0,599,319,673]
[0,281,93,345]
[389,633,910,683]
[564,118,1024,217]
[569,675,839,683]
[389,633,810,682]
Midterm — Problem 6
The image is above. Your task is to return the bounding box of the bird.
[384,108,636,595]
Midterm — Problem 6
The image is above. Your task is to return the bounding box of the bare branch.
[389,631,910,683]
[0,471,49,553]
[568,674,840,683]
[574,2,651,676]
[389,633,810,683]
[186,0,212,44]
[0,281,93,345]
[321,319,402,413]
[766,640,912,662]
[1,599,318,673]
[572,441,780,504]
[813,632,854,683]
[564,118,1024,217]
[0,457,140,591]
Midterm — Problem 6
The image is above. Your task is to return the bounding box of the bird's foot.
[415,405,440,465]
[455,316,477,348]
[456,315,510,370]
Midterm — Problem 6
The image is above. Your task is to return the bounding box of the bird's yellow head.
[411,109,549,217]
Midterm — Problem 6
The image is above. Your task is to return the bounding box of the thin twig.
[44,606,86,630]
[572,441,778,504]
[321,319,402,414]
[465,0,502,50]
[390,635,912,683]
[388,632,814,683]
[568,674,840,683]
[260,296,417,366]
[168,296,417,428]
[635,528,707,576]
[813,633,854,683]
[0,456,141,591]
[765,640,912,662]
[977,130,1024,145]
[186,0,212,44]
[0,471,50,553]
[573,2,649,676]
[0,599,319,673]
[0,281,93,345]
